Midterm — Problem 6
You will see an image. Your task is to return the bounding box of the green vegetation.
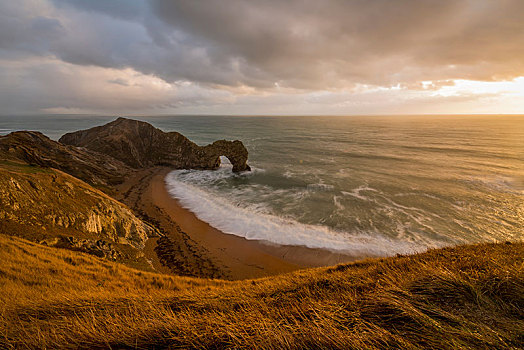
[1,234,522,349]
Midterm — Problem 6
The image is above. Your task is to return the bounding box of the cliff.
[0,160,157,268]
[60,117,251,172]
[0,131,131,187]
[0,118,251,270]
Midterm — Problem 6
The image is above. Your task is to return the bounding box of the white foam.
[165,171,429,257]
[282,170,294,178]
[467,176,524,195]
[341,184,377,201]
[333,195,345,211]
[173,159,264,186]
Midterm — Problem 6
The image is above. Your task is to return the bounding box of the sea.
[1,115,522,257]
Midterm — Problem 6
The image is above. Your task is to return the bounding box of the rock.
[203,140,251,172]
[0,117,250,271]
[0,165,156,250]
[59,117,251,172]
[0,131,131,186]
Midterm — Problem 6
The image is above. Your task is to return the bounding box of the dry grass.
[1,234,522,349]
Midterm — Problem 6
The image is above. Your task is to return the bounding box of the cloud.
[0,0,523,114]
[149,0,524,88]
[0,57,236,115]
[7,0,523,89]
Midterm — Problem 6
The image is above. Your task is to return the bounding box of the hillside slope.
[1,234,522,349]
[0,131,131,189]
[0,160,158,270]
[0,121,255,276]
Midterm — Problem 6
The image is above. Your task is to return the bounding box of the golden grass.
[1,234,522,349]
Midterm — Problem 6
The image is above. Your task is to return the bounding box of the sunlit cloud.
[0,0,523,115]
[435,78,524,98]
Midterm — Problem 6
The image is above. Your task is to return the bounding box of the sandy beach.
[116,167,357,280]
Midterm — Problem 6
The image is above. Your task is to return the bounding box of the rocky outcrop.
[0,118,251,273]
[0,131,132,187]
[59,117,251,172]
[0,163,157,252]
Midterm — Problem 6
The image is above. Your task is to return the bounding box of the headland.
[0,117,355,280]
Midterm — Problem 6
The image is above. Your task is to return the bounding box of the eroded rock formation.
[0,131,131,186]
[0,161,159,270]
[59,117,251,172]
[0,117,250,270]
[0,164,156,250]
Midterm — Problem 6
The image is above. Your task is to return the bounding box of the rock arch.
[202,140,251,172]
[59,118,251,173]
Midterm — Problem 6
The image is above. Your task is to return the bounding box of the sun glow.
[435,77,524,98]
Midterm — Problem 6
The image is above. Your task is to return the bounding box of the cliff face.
[0,161,156,265]
[0,118,251,270]
[59,117,251,172]
[0,131,131,187]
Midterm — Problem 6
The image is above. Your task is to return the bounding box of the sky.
[1,0,523,116]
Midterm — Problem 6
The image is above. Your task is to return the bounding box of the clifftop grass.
[1,234,522,349]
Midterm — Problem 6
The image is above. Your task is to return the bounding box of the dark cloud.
[149,0,524,88]
[0,0,523,114]
[107,78,129,86]
[0,3,64,58]
[3,0,523,90]
[51,0,147,21]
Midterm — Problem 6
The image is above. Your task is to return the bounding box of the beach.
[3,115,520,258]
[116,167,357,280]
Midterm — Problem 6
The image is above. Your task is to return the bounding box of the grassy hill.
[0,160,158,271]
[1,234,522,349]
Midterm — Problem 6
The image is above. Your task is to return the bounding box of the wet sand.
[117,167,357,280]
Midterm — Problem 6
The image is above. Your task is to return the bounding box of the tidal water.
[1,115,522,256]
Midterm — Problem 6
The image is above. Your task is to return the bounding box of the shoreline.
[117,167,358,280]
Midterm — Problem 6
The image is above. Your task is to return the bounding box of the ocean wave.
[173,158,265,185]
[466,176,523,195]
[341,184,378,201]
[165,171,429,256]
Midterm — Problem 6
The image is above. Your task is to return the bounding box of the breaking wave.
[165,170,428,257]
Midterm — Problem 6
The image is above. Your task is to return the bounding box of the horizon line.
[1,113,524,118]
